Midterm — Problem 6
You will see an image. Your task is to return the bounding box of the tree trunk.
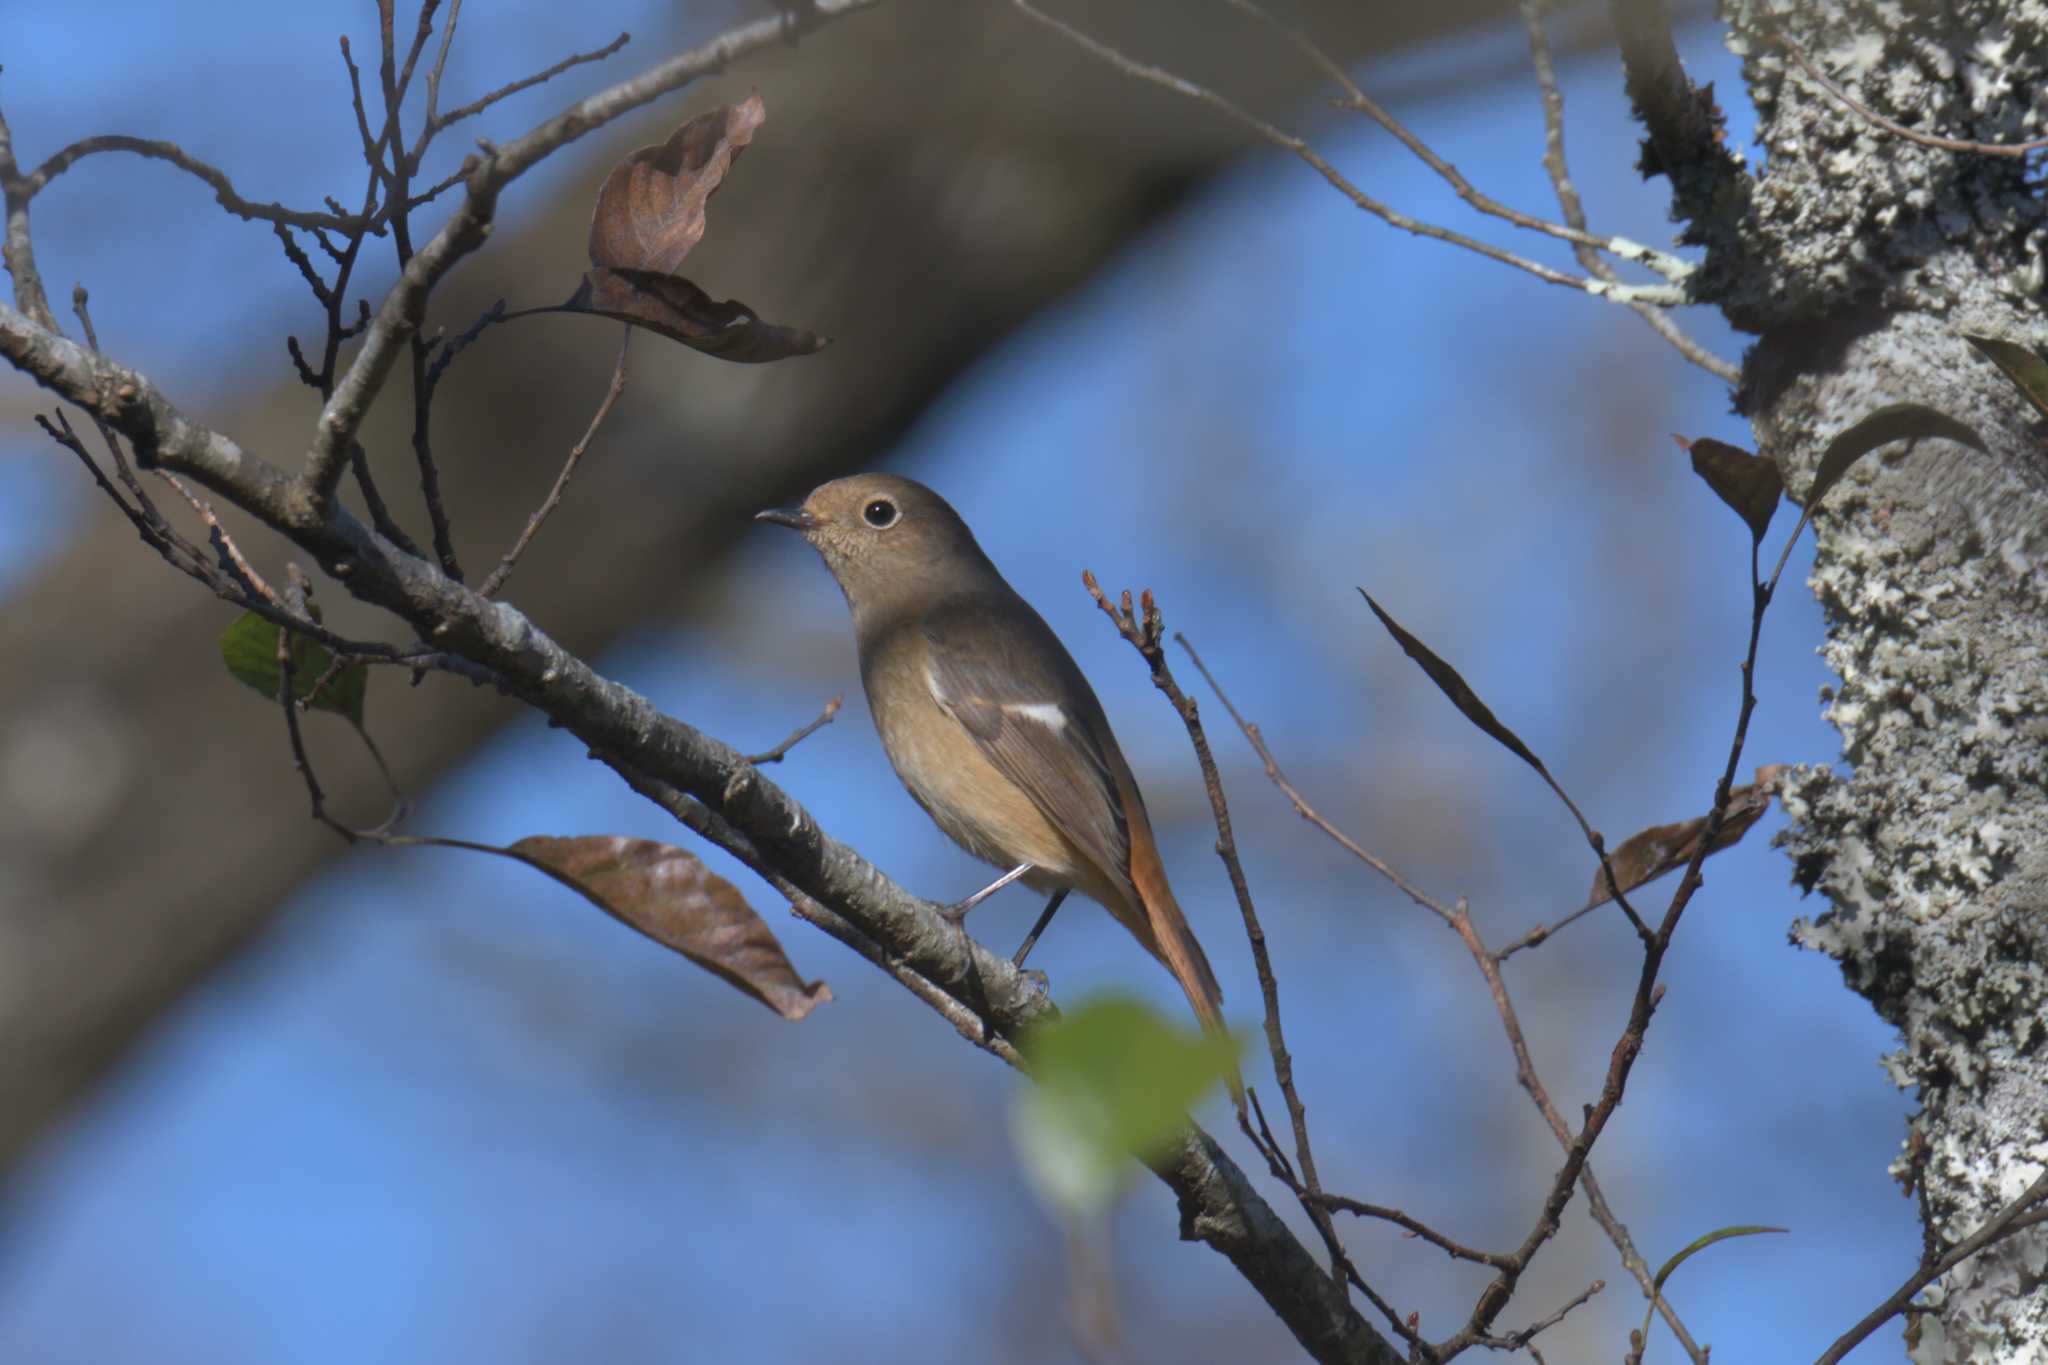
[1669,3,2048,1356]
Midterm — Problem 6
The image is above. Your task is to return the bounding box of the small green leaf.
[1653,1224,1789,1292]
[1964,334,2048,421]
[217,611,368,726]
[1012,995,1243,1217]
[1681,435,1782,545]
[1804,403,1986,514]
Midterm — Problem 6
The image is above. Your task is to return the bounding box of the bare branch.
[0,105,57,326]
[1,299,1395,1365]
[1008,0,1688,308]
[1082,576,1368,1306]
[1517,0,1737,384]
[1309,1193,1514,1270]
[299,0,887,503]
[1177,607,1707,1359]
[159,472,282,607]
[1485,1279,1604,1352]
[426,31,634,141]
[1819,1171,2048,1364]
[420,0,466,134]
[1177,636,1456,925]
[1225,0,1693,282]
[19,134,386,234]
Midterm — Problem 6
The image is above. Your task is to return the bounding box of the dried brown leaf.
[588,92,765,274]
[566,267,827,362]
[1359,589,1550,780]
[1679,435,1781,545]
[563,91,828,363]
[1584,765,1787,910]
[508,834,831,1020]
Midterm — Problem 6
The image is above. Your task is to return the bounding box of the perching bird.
[756,474,1226,1037]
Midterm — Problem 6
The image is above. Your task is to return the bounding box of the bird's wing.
[920,601,1132,887]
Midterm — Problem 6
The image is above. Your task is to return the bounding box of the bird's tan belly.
[869,686,1084,887]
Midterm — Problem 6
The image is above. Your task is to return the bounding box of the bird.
[756,473,1227,1039]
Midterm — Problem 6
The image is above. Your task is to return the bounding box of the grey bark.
[1646,2,2048,1357]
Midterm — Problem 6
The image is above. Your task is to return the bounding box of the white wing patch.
[1003,701,1068,733]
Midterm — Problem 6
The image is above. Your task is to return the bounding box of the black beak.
[755,506,820,532]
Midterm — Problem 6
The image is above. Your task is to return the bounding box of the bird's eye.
[863,498,898,528]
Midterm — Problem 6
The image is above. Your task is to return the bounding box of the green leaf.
[1681,435,1782,545]
[1652,1224,1789,1292]
[1964,334,2048,421]
[217,612,368,726]
[1011,995,1243,1217]
[1803,403,1986,514]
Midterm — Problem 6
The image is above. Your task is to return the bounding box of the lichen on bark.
[1701,2,2048,1356]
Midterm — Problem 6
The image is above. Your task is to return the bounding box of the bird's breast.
[864,661,1081,884]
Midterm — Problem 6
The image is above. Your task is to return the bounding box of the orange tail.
[1127,822,1243,1105]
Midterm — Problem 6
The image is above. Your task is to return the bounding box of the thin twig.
[478,327,630,598]
[1483,1279,1604,1351]
[275,569,360,844]
[37,411,212,583]
[1184,618,1708,1359]
[1177,637,1455,925]
[1816,1171,2048,1363]
[20,134,387,234]
[0,104,57,326]
[1081,575,1359,1292]
[746,696,844,765]
[1516,0,1737,383]
[361,5,467,583]
[426,31,633,138]
[159,472,281,607]
[1226,0,1694,283]
[298,0,886,504]
[1778,33,2048,160]
[420,0,466,134]
[390,0,444,117]
[1309,1194,1514,1270]
[1007,0,1687,308]
[1493,898,1604,960]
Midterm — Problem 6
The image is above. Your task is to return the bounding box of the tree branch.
[0,296,1397,1365]
[298,0,886,502]
[1009,0,1691,308]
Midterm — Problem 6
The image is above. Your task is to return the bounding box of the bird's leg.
[1011,889,1068,967]
[940,862,1033,925]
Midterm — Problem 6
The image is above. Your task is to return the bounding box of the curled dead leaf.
[588,91,766,275]
[1678,434,1782,546]
[567,268,827,362]
[1586,765,1788,910]
[559,91,828,363]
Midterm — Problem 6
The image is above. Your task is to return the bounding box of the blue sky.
[0,5,1916,1362]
